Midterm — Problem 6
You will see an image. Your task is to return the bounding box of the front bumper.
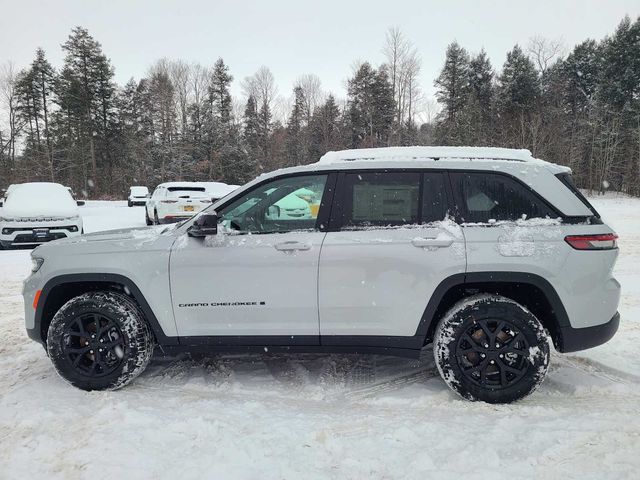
[558,311,620,353]
[1,220,82,247]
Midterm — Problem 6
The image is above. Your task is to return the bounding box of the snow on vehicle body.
[0,182,83,249]
[128,186,149,207]
[145,182,212,224]
[23,147,620,403]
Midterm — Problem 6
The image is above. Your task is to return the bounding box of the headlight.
[31,257,44,273]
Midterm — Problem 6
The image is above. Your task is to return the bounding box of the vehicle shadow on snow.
[137,349,441,399]
[134,348,640,402]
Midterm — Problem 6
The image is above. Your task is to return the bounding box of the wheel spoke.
[477,321,494,343]
[499,363,509,386]
[74,317,87,335]
[497,357,525,376]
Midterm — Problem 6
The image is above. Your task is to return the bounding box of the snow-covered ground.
[1,198,639,479]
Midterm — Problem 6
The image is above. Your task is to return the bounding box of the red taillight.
[161,200,178,204]
[565,233,618,250]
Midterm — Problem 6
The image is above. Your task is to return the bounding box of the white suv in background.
[127,186,149,207]
[145,182,212,225]
[0,182,83,249]
[23,147,620,403]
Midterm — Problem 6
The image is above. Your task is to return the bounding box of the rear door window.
[341,172,420,228]
[454,172,556,223]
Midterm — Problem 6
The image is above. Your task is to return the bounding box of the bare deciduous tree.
[0,62,21,181]
[527,36,565,74]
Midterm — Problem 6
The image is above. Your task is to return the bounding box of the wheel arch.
[417,272,570,351]
[35,273,176,346]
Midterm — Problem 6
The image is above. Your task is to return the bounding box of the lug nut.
[91,335,95,339]
[89,350,94,354]
[499,354,504,359]
[99,349,103,352]
[480,353,486,358]
[484,343,489,348]
[490,360,495,364]
[496,343,501,348]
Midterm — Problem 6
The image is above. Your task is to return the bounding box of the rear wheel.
[47,291,154,391]
[145,209,152,225]
[433,294,549,404]
[154,210,160,225]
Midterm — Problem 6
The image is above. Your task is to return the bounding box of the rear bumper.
[159,215,192,224]
[558,311,620,353]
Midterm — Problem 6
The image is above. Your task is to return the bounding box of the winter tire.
[47,291,154,391]
[433,294,549,404]
[154,210,160,225]
[145,209,152,226]
[128,200,133,207]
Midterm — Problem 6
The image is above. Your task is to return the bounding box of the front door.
[169,173,332,341]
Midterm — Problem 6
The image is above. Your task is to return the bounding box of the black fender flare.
[33,273,177,345]
[414,271,570,341]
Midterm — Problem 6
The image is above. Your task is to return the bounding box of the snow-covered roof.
[318,146,542,164]
[157,181,207,189]
[201,182,239,198]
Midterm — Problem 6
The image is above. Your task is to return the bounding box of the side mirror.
[188,213,218,237]
[267,205,280,218]
[76,200,85,206]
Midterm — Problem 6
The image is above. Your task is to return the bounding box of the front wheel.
[47,291,154,391]
[433,294,549,404]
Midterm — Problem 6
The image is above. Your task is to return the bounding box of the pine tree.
[243,95,261,170]
[286,86,308,165]
[459,50,495,145]
[207,58,235,178]
[347,63,394,148]
[56,26,117,192]
[308,94,342,160]
[498,45,540,114]
[433,42,470,144]
[496,45,541,149]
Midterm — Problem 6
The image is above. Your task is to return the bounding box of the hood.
[2,183,78,218]
[33,224,179,256]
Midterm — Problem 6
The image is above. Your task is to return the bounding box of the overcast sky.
[1,0,638,104]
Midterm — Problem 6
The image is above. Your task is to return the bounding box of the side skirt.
[163,335,424,359]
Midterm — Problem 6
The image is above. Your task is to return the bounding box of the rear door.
[318,170,466,340]
[450,171,564,275]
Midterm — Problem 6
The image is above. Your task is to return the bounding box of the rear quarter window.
[454,172,557,223]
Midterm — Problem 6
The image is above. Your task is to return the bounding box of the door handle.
[411,236,453,248]
[274,241,312,252]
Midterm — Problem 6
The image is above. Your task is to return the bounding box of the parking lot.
[1,197,640,479]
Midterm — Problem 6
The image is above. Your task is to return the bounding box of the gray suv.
[23,147,620,403]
